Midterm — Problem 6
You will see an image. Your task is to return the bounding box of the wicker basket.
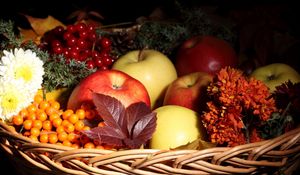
[0,121,300,175]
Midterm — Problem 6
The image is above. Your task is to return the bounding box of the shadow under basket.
[0,122,300,175]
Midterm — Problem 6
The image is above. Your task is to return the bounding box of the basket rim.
[1,121,300,175]
[1,121,299,150]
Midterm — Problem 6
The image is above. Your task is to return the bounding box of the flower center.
[15,65,33,82]
[1,92,19,115]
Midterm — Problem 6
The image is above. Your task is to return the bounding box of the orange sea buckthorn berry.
[85,109,96,120]
[42,120,52,131]
[27,104,37,113]
[50,101,60,110]
[48,133,58,144]
[26,112,37,121]
[64,123,75,133]
[82,126,90,131]
[68,114,79,124]
[19,109,29,117]
[67,133,79,143]
[98,121,105,127]
[103,145,114,150]
[12,115,24,126]
[62,109,74,120]
[30,127,40,136]
[52,118,62,128]
[23,131,31,137]
[58,131,68,142]
[49,113,60,122]
[34,94,44,104]
[61,119,70,127]
[56,126,65,134]
[84,142,95,149]
[45,106,57,116]
[29,135,38,141]
[62,140,72,147]
[39,100,50,110]
[74,120,85,131]
[71,143,80,149]
[39,133,49,143]
[75,109,85,120]
[23,119,33,130]
[36,110,47,122]
[32,120,43,130]
[95,145,105,149]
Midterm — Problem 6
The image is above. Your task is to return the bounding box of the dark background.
[1,0,299,72]
[1,0,300,174]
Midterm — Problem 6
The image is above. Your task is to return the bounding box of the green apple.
[250,63,300,92]
[112,49,177,109]
[149,105,207,150]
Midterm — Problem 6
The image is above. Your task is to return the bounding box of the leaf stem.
[278,102,292,132]
[98,22,135,29]
[281,102,291,118]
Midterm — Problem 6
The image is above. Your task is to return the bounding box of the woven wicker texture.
[0,122,299,175]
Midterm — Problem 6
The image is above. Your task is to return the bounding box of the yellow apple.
[112,49,177,109]
[149,105,207,149]
[250,63,300,92]
[37,87,71,107]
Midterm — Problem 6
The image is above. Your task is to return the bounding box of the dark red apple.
[175,35,238,76]
[67,70,151,111]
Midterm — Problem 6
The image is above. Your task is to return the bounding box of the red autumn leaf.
[92,93,127,136]
[83,93,157,149]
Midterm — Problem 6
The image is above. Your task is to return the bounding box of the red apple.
[175,35,238,76]
[67,70,151,110]
[163,72,213,113]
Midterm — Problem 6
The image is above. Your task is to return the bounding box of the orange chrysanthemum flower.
[202,67,277,147]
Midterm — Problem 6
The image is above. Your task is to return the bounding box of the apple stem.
[138,48,147,61]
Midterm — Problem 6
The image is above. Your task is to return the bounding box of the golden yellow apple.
[149,105,207,149]
[37,87,71,107]
[112,49,177,109]
[250,63,300,92]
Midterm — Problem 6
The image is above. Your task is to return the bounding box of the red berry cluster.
[40,22,115,70]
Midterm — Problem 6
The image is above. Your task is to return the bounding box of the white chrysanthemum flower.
[0,48,44,95]
[0,79,33,121]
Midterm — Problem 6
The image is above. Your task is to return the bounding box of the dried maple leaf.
[24,15,65,36]
[18,27,40,44]
[83,93,157,149]
[172,138,217,150]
